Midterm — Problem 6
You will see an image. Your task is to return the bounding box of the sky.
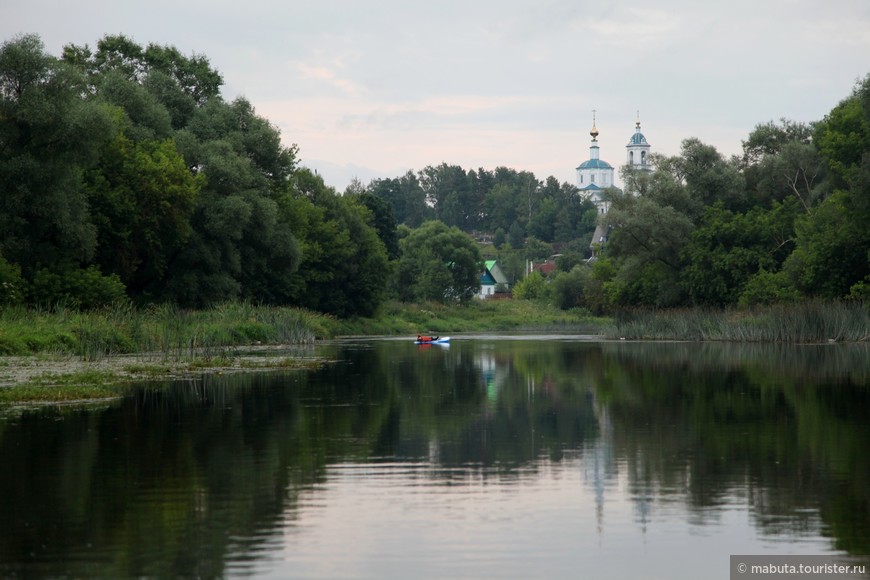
[4,0,870,192]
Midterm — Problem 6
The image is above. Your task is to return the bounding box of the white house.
[478,260,509,299]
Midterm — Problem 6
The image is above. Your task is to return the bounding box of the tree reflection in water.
[0,339,867,576]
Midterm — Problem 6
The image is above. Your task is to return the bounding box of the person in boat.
[417,334,439,342]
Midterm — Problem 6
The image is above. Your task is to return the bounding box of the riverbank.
[0,300,603,358]
[2,299,867,406]
[0,300,602,406]
[0,346,330,406]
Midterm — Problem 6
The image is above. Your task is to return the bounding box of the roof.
[579,183,602,191]
[576,159,614,170]
[628,132,648,146]
[483,260,509,286]
[533,261,557,275]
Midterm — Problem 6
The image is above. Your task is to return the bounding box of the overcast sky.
[4,0,870,191]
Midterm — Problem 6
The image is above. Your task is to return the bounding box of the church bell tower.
[626,112,651,171]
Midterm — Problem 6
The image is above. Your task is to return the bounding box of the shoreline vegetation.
[0,299,867,406]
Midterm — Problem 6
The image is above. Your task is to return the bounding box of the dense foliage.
[0,34,392,316]
[2,33,868,317]
[532,75,870,312]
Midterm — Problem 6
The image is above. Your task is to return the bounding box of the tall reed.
[611,301,870,343]
[0,301,331,360]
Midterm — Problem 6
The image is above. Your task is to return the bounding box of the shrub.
[551,266,588,310]
[738,269,800,307]
[0,254,26,305]
[512,271,548,301]
[30,266,128,309]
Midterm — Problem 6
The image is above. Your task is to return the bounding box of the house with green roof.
[478,260,509,299]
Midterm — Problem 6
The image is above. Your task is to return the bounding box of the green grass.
[2,298,866,363]
[0,301,332,360]
[1,298,866,408]
[610,301,870,343]
[0,370,127,404]
[332,299,609,336]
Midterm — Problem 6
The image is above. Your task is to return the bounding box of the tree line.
[512,77,870,312]
[2,33,868,317]
[0,34,398,316]
[0,33,594,316]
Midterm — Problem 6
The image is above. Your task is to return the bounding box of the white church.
[578,112,651,256]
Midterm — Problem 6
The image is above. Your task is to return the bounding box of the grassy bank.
[0,299,603,405]
[3,299,865,361]
[0,299,604,360]
[610,301,870,342]
[0,301,333,359]
[2,298,866,406]
[330,299,608,336]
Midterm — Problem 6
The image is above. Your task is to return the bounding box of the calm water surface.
[1,337,869,578]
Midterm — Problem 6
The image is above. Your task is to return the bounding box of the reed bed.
[0,301,333,361]
[2,300,866,363]
[611,301,870,343]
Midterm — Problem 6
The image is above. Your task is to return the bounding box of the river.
[1,336,868,578]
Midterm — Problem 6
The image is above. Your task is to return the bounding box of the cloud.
[3,0,868,195]
[571,7,683,47]
[296,62,366,97]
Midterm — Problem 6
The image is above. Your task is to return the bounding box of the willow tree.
[0,34,114,276]
[396,220,481,303]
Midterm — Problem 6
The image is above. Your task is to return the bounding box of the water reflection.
[0,339,868,577]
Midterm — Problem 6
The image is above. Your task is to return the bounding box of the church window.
[641,151,647,165]
[630,151,634,164]
[591,174,595,183]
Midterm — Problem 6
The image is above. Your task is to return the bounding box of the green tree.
[0,252,25,305]
[29,265,126,309]
[738,269,800,306]
[157,97,301,306]
[285,169,388,317]
[523,236,552,261]
[84,133,202,297]
[63,35,223,128]
[677,138,746,210]
[527,197,559,242]
[507,221,525,249]
[96,70,172,141]
[419,163,472,229]
[814,75,870,190]
[783,75,870,298]
[741,118,813,167]
[751,141,824,211]
[680,201,799,306]
[356,192,400,260]
[368,171,431,227]
[603,196,694,307]
[512,271,547,301]
[784,191,869,298]
[550,265,589,310]
[0,34,115,276]
[397,220,481,303]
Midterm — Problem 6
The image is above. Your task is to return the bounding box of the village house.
[478,260,510,299]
